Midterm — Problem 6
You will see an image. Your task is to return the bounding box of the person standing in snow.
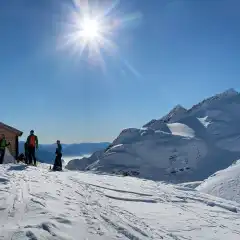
[24,141,29,164]
[53,140,62,171]
[0,134,10,164]
[26,130,38,166]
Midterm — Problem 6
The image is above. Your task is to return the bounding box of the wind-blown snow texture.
[66,88,240,182]
[1,163,240,239]
[197,160,240,203]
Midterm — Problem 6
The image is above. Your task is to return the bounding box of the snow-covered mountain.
[1,163,240,239]
[19,142,110,164]
[66,88,240,182]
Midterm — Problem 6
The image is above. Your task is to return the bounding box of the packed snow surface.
[1,163,240,239]
[197,160,240,203]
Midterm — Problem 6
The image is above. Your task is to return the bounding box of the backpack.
[29,135,36,147]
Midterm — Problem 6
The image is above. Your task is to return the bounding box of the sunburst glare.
[81,18,100,40]
[59,0,142,73]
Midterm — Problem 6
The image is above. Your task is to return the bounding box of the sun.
[63,10,115,65]
[81,18,100,41]
[60,0,143,71]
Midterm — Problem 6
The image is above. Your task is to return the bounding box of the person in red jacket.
[26,130,38,166]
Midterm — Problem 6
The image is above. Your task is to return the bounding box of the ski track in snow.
[0,164,240,239]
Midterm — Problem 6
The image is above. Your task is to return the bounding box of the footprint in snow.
[0,177,9,184]
[51,216,72,225]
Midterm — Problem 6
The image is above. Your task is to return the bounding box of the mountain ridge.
[144,88,239,128]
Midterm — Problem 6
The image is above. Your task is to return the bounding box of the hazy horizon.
[19,139,110,145]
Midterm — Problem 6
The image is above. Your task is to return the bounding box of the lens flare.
[59,0,142,75]
[81,18,99,39]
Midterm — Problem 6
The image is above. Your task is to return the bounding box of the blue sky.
[0,0,239,144]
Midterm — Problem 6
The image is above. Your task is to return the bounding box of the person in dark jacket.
[26,130,38,166]
[24,141,29,164]
[0,134,10,164]
[53,140,62,171]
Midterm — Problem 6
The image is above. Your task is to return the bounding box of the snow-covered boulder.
[66,89,240,182]
[197,160,240,203]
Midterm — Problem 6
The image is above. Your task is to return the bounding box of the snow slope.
[1,163,240,239]
[197,160,240,203]
[66,88,240,182]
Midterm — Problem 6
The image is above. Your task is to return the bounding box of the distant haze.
[63,154,91,164]
[18,142,109,164]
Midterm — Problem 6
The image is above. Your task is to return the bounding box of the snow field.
[1,163,240,240]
